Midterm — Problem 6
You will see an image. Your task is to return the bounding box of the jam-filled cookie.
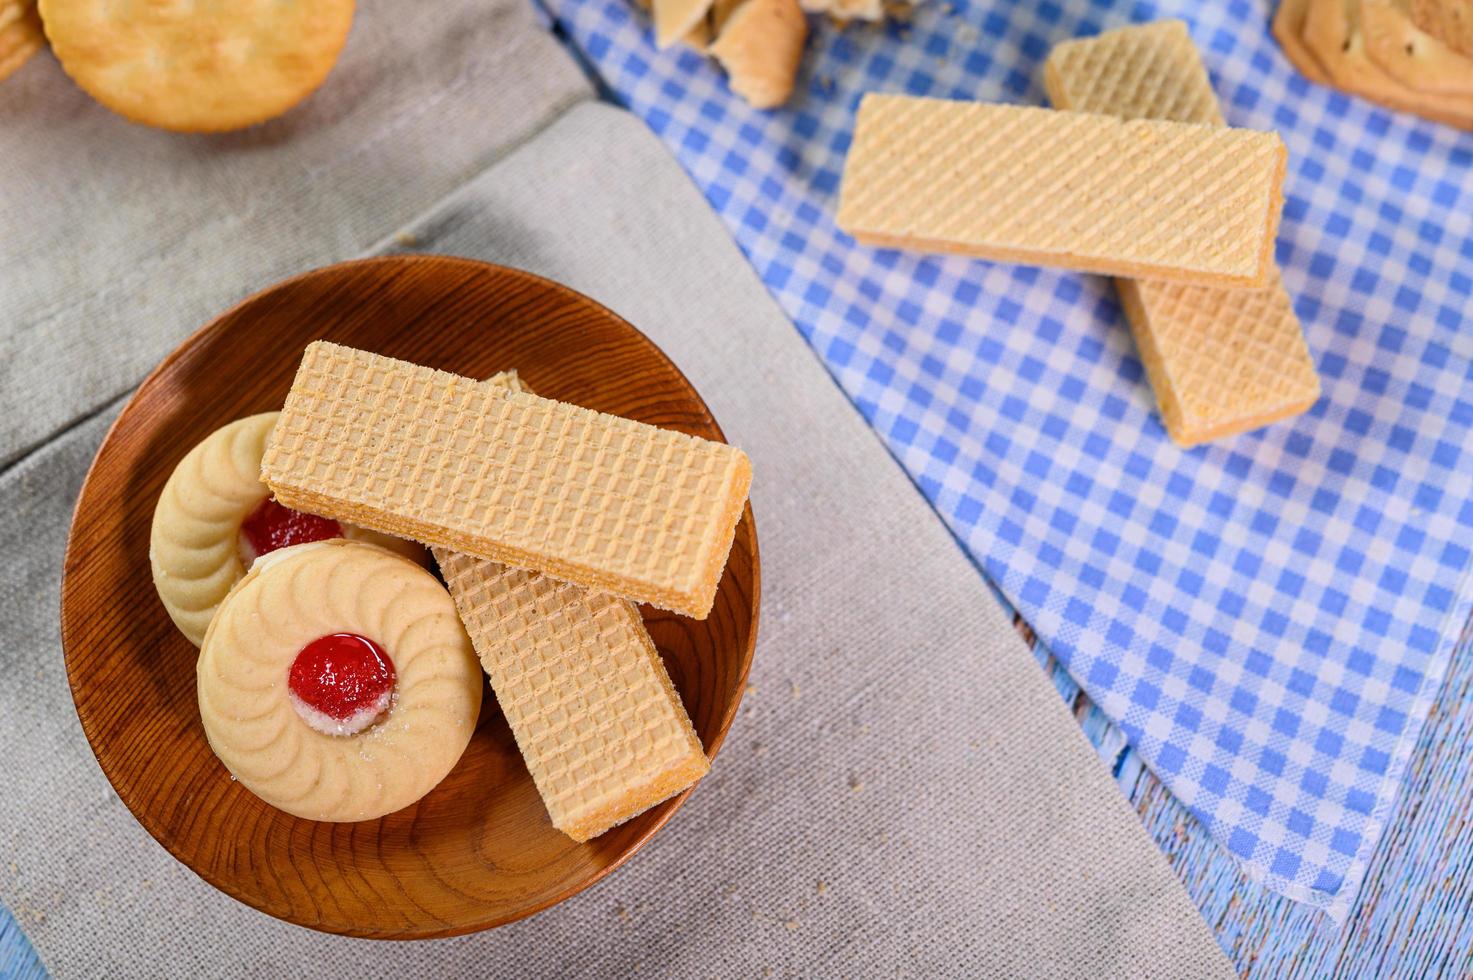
[150,413,425,646]
[197,539,483,822]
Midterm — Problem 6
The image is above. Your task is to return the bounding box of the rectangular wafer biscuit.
[835,95,1287,288]
[1045,21,1320,446]
[261,342,752,619]
[437,547,710,841]
[431,371,708,842]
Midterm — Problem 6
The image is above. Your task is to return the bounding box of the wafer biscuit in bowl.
[38,0,355,132]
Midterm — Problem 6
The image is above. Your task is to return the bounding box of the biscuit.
[1360,0,1473,96]
[837,96,1286,288]
[1410,0,1473,59]
[710,0,808,109]
[151,412,426,646]
[1045,21,1321,446]
[434,371,707,842]
[800,0,885,21]
[38,0,354,132]
[198,540,482,822]
[1274,0,1335,84]
[1302,0,1473,128]
[261,343,752,620]
[0,0,44,82]
[653,0,714,48]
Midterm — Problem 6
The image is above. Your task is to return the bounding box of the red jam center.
[287,633,396,722]
[240,497,342,558]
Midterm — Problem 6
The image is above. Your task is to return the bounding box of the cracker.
[710,0,807,109]
[653,0,714,48]
[1302,0,1473,128]
[0,0,44,83]
[800,0,885,21]
[837,95,1286,288]
[1274,0,1335,84]
[1410,0,1473,58]
[1045,20,1321,445]
[261,343,752,620]
[1361,0,1473,96]
[38,0,354,132]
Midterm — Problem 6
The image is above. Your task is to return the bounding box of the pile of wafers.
[1275,0,1473,129]
[836,20,1322,448]
[153,341,751,836]
[2,0,353,132]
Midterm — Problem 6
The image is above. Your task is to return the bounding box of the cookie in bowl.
[197,539,483,822]
[149,412,425,646]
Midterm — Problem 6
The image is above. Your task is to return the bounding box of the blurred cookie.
[1274,0,1334,84]
[1361,0,1473,96]
[38,0,354,132]
[1410,0,1473,58]
[0,0,44,82]
[1301,0,1473,128]
[653,0,713,48]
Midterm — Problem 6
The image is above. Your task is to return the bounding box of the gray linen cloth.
[0,0,589,468]
[0,4,1233,975]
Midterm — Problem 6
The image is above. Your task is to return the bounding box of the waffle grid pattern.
[1043,21,1320,446]
[437,547,709,841]
[261,342,752,618]
[837,96,1285,286]
[550,0,1473,918]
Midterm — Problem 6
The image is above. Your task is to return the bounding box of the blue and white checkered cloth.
[547,0,1473,918]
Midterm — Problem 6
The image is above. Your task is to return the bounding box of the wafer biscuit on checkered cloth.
[836,96,1287,288]
[261,342,752,619]
[1045,21,1320,446]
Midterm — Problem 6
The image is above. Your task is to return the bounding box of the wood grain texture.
[1021,608,1473,977]
[57,256,760,939]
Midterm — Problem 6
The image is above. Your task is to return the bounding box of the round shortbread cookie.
[1302,0,1473,129]
[0,0,45,83]
[1361,0,1473,98]
[38,0,354,132]
[1411,0,1473,60]
[150,412,426,647]
[1275,0,1335,84]
[198,540,483,822]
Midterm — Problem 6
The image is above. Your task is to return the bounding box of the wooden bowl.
[59,256,759,938]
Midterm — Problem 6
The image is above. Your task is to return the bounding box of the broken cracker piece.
[654,0,715,48]
[710,0,808,109]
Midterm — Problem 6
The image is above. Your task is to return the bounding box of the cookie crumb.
[848,774,863,792]
[816,880,828,895]
[394,231,419,247]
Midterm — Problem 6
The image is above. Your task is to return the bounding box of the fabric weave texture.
[548,0,1473,918]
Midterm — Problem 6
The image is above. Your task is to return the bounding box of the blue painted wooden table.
[1024,603,1473,977]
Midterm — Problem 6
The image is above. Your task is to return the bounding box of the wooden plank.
[1020,610,1473,975]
